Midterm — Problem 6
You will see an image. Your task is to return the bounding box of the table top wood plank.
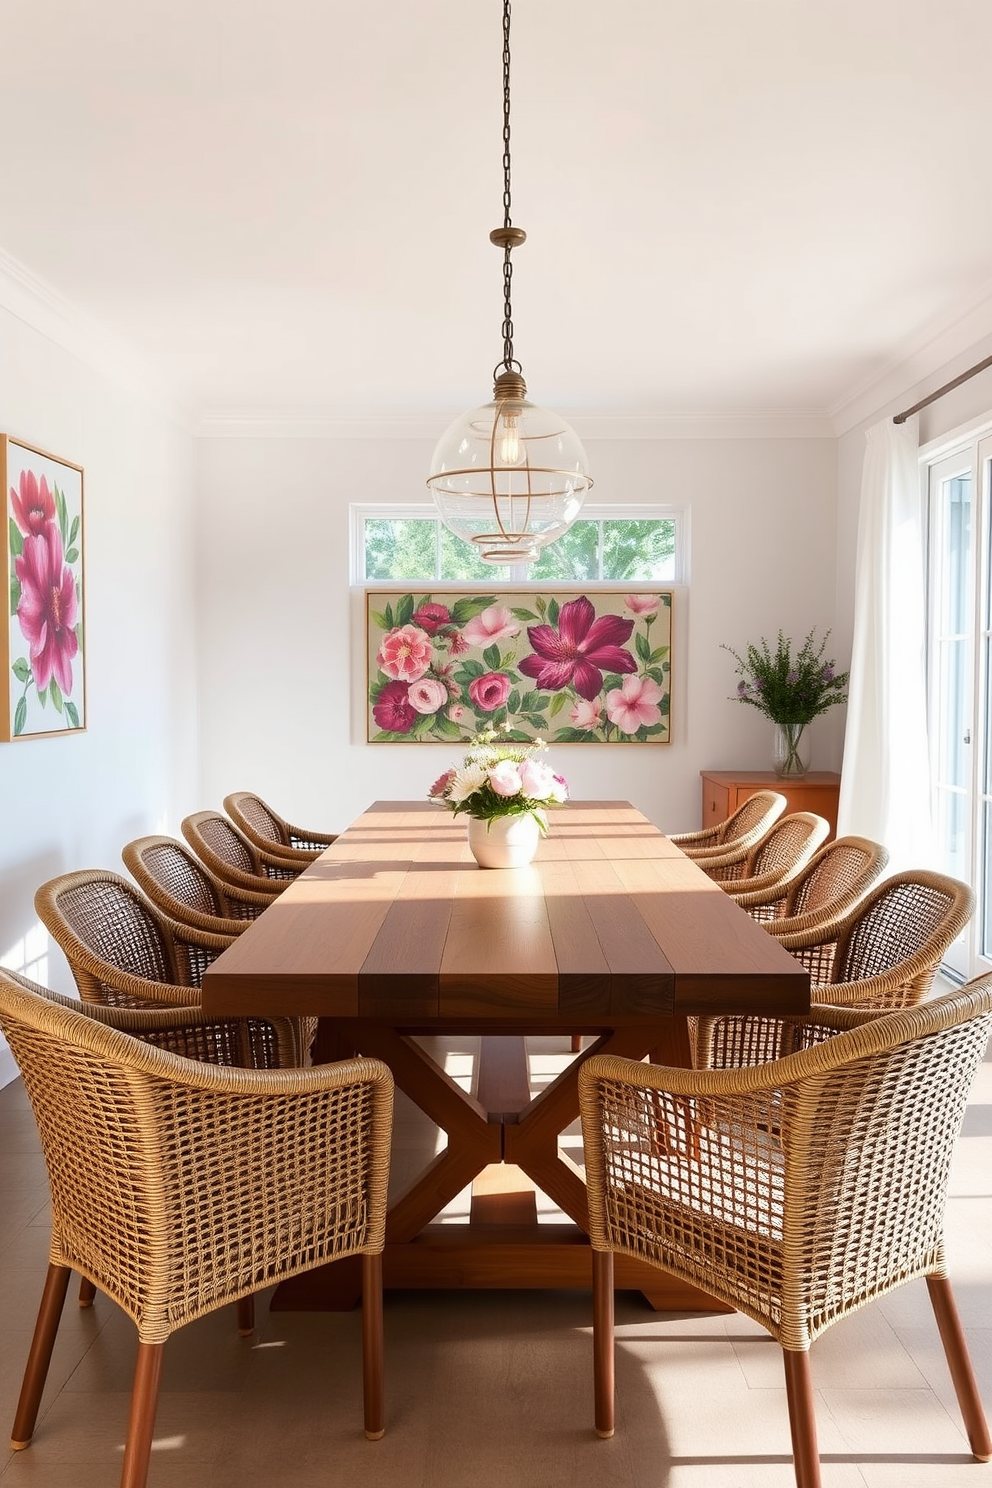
[200,800,810,1023]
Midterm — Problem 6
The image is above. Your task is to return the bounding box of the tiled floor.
[0,1029,989,1488]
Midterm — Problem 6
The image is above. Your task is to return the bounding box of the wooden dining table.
[200,799,810,1311]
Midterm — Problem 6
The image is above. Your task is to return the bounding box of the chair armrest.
[285,824,337,852]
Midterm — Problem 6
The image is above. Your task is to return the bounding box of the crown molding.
[829,279,992,436]
[0,247,193,430]
[195,408,836,440]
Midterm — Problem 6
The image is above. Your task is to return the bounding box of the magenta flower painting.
[2,436,85,740]
[367,589,671,744]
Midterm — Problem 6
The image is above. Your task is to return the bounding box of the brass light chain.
[500,0,514,371]
[497,0,522,378]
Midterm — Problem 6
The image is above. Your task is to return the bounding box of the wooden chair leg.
[236,1296,255,1336]
[362,1252,384,1440]
[78,1276,97,1307]
[593,1249,615,1439]
[926,1275,992,1460]
[570,1035,582,1054]
[782,1349,820,1488]
[11,1263,72,1449]
[120,1341,165,1488]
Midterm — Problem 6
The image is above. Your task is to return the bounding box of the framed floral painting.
[366,590,672,744]
[1,436,85,741]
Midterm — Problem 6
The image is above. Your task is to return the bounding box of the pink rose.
[606,674,664,733]
[447,703,468,723]
[408,677,448,715]
[488,761,522,797]
[569,698,601,730]
[462,605,521,649]
[372,680,416,733]
[377,624,433,683]
[468,671,512,712]
[625,595,660,617]
[412,602,451,635]
[518,758,556,801]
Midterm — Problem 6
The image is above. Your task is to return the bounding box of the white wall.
[195,430,839,837]
[0,309,199,1084]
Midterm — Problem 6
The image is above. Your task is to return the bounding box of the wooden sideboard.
[700,769,842,840]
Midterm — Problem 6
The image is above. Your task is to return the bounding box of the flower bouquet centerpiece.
[428,728,569,868]
[722,629,849,777]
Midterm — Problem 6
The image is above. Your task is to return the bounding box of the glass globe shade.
[427,392,592,564]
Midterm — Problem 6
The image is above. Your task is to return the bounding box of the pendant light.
[427,0,592,565]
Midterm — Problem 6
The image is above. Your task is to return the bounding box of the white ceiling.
[3,0,992,430]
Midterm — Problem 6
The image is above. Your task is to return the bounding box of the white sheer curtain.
[837,414,933,869]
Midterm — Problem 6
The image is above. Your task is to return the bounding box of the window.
[925,429,992,978]
[353,505,686,586]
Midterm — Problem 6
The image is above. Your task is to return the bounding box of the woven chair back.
[835,872,967,984]
[747,813,826,878]
[226,792,286,847]
[716,789,784,847]
[788,836,886,918]
[126,836,224,918]
[189,812,258,875]
[38,872,179,987]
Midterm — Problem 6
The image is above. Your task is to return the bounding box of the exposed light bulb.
[497,409,525,466]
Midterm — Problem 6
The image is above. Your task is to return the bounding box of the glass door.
[927,437,992,979]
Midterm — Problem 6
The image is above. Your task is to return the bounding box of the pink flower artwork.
[15,528,78,696]
[606,674,664,733]
[4,442,85,740]
[468,671,512,712]
[377,624,433,683]
[462,605,521,649]
[367,590,671,744]
[372,680,417,734]
[408,677,448,715]
[519,596,636,700]
[10,471,56,538]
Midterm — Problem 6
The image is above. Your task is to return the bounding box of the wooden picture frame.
[2,436,85,740]
[367,588,672,743]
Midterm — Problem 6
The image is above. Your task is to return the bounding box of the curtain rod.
[893,353,992,424]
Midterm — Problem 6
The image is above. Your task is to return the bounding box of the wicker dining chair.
[0,968,307,1320]
[224,790,337,860]
[34,868,312,1067]
[578,979,992,1488]
[732,834,889,932]
[123,833,277,936]
[694,867,974,1069]
[668,789,786,859]
[692,811,829,890]
[0,972,393,1488]
[182,809,305,893]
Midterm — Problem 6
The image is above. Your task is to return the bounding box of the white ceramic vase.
[467,812,540,869]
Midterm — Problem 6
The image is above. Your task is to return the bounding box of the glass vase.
[467,813,540,869]
[772,722,810,778]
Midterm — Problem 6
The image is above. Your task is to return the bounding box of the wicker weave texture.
[0,975,393,1345]
[737,836,888,935]
[224,790,337,855]
[669,791,786,858]
[701,812,829,889]
[776,869,974,1010]
[182,811,302,889]
[33,871,311,1066]
[123,835,275,933]
[580,982,992,1352]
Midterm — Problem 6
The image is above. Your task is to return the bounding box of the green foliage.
[364,516,676,583]
[723,629,849,725]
